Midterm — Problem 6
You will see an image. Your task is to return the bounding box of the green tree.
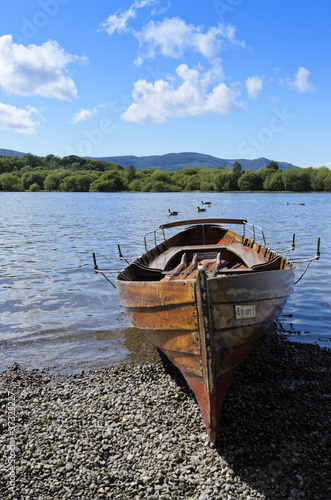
[44,170,72,191]
[263,171,284,191]
[140,169,179,191]
[89,170,126,192]
[198,169,217,192]
[255,167,268,186]
[127,164,137,183]
[229,161,243,189]
[282,170,290,191]
[172,168,198,190]
[323,170,331,191]
[61,173,95,192]
[70,162,83,172]
[238,170,263,191]
[0,157,15,174]
[265,160,279,172]
[23,153,43,169]
[22,171,47,190]
[30,183,40,192]
[85,159,107,171]
[61,155,87,168]
[151,170,173,183]
[184,176,200,191]
[215,170,231,192]
[43,154,62,170]
[104,162,125,172]
[284,168,311,192]
[310,167,330,191]
[0,173,22,191]
[128,179,143,191]
[144,180,174,192]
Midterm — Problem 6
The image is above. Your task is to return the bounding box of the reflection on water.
[0,191,330,374]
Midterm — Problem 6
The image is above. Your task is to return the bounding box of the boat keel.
[183,367,237,443]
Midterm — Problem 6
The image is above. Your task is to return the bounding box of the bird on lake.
[168,209,178,216]
[201,201,211,205]
[197,206,206,212]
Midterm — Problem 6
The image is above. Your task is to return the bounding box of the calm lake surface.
[1,191,330,375]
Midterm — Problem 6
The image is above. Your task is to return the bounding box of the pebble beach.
[1,335,330,500]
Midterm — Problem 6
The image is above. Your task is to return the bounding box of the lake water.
[1,191,330,375]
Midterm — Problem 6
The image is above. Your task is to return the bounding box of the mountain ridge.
[87,152,299,171]
[0,148,299,171]
[0,148,25,158]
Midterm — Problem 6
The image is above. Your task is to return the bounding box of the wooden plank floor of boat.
[161,256,246,281]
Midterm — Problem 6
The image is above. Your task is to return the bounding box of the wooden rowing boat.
[114,219,296,441]
[110,218,296,442]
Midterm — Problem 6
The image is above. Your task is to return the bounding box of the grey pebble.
[0,336,330,499]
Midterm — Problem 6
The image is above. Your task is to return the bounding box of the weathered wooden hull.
[116,263,295,442]
[109,219,298,441]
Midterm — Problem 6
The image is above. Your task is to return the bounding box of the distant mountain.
[0,148,25,157]
[88,152,299,171]
[1,148,299,171]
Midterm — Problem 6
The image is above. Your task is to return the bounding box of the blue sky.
[0,0,330,167]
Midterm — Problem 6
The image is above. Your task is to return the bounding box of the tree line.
[0,154,330,192]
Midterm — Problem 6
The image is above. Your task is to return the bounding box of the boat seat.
[229,241,266,268]
[128,262,165,281]
[251,255,283,271]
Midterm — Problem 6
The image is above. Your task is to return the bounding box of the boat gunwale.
[117,220,294,285]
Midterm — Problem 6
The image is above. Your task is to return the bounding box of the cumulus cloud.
[70,108,98,124]
[100,0,157,35]
[0,35,87,100]
[289,66,316,93]
[121,63,245,123]
[246,75,263,99]
[134,18,245,65]
[0,102,39,134]
[101,1,245,64]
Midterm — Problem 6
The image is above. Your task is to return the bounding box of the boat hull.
[116,266,294,442]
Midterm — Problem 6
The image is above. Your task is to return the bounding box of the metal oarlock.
[117,244,130,265]
[292,237,321,285]
[92,253,117,289]
[274,233,296,256]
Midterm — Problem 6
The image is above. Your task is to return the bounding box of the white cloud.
[134,18,245,65]
[310,162,331,170]
[121,63,245,123]
[0,102,39,134]
[289,66,316,93]
[100,0,157,35]
[205,83,245,114]
[246,75,263,99]
[70,108,98,124]
[0,35,87,100]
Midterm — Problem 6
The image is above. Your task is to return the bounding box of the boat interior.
[117,221,290,282]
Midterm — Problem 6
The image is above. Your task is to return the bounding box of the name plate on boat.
[235,305,256,319]
[197,251,218,259]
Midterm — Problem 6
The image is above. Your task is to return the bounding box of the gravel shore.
[1,335,330,500]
